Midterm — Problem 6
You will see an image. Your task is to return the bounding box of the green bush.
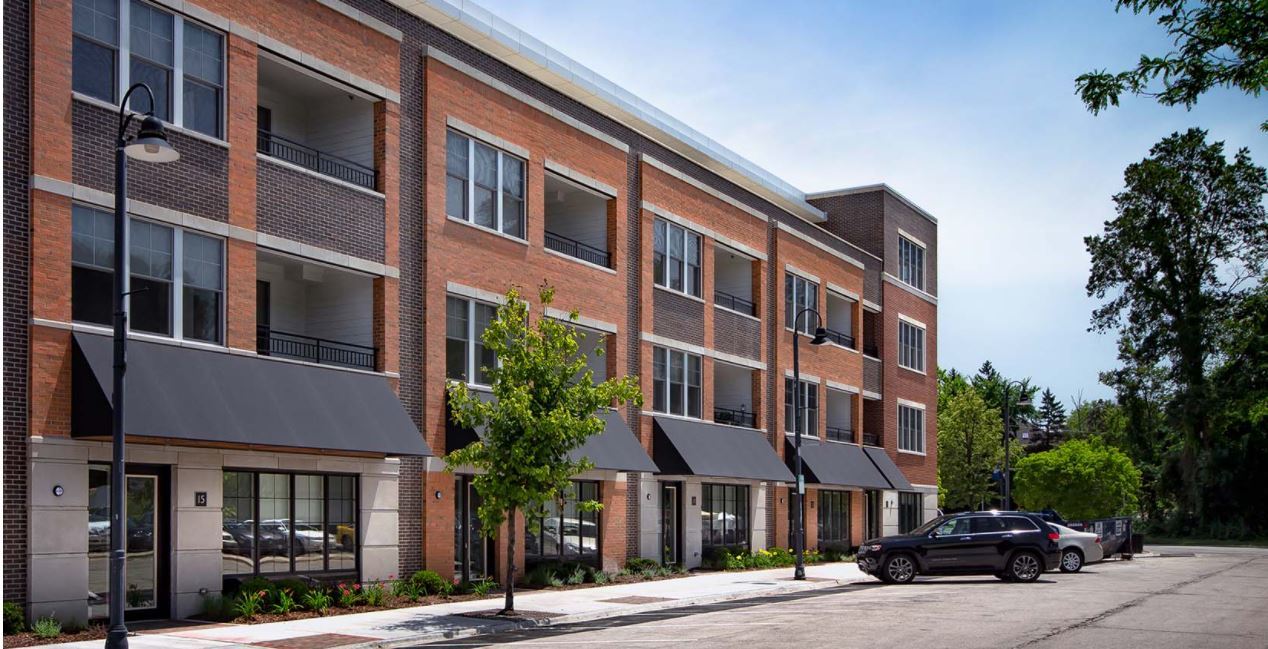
[362,582,388,607]
[409,570,449,597]
[335,583,362,608]
[237,576,275,597]
[233,589,268,619]
[200,594,234,622]
[272,578,311,602]
[3,601,25,635]
[31,617,61,640]
[592,570,611,585]
[392,576,423,601]
[564,565,587,585]
[1014,439,1141,519]
[270,588,298,615]
[301,589,333,615]
[471,579,497,597]
[623,557,659,573]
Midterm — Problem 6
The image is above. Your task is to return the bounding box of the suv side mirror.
[929,531,939,539]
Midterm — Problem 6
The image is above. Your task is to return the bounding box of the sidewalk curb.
[352,574,868,648]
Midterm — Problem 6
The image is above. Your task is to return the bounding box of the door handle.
[1002,534,1013,538]
[959,536,972,541]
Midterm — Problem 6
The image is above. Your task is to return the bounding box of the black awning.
[864,446,914,490]
[72,332,430,456]
[446,391,657,473]
[786,437,891,490]
[653,417,793,483]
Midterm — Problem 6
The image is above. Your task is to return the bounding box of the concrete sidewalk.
[45,562,867,648]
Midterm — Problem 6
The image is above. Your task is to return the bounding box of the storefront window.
[525,481,600,566]
[817,490,851,550]
[701,483,749,551]
[221,471,357,577]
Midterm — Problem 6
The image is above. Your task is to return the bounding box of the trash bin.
[1130,533,1144,555]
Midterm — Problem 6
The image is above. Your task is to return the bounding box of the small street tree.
[1013,439,1142,520]
[445,286,642,615]
[938,388,1009,511]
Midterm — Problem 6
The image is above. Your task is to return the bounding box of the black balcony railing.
[826,426,854,442]
[714,406,756,429]
[257,129,377,190]
[257,325,377,371]
[544,230,610,268]
[863,342,880,358]
[824,327,856,350]
[714,290,757,317]
[862,431,881,447]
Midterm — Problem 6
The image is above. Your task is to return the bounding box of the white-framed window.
[445,130,525,239]
[785,273,818,335]
[898,319,926,372]
[653,219,702,298]
[783,377,818,436]
[445,295,498,385]
[898,235,925,291]
[72,0,226,139]
[71,203,224,343]
[898,404,925,454]
[652,346,701,418]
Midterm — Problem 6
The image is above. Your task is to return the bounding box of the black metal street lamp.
[107,83,179,649]
[791,308,828,580]
[1001,380,1030,511]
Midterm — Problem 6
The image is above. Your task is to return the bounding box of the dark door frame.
[660,481,682,566]
[125,463,171,621]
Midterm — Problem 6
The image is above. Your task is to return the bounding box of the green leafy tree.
[1086,128,1267,514]
[1067,397,1129,448]
[445,286,642,614]
[1032,388,1068,452]
[1013,439,1142,520]
[1076,0,1268,130]
[937,367,971,413]
[937,389,1015,511]
[971,361,1037,433]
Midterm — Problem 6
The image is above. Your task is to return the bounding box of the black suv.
[857,511,1061,583]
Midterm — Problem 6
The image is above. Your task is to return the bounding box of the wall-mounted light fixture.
[435,490,443,500]
[52,485,64,497]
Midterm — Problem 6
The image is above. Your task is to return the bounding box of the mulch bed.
[194,591,501,626]
[6,625,108,647]
[457,609,558,622]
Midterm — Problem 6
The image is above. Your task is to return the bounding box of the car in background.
[857,511,1061,584]
[1050,523,1103,572]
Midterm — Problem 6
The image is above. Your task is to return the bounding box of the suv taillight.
[1095,535,1102,544]
[1048,532,1060,541]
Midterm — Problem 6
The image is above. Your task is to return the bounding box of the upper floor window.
[652,346,701,418]
[71,204,224,343]
[784,377,818,436]
[898,404,925,454]
[73,0,225,139]
[785,273,818,335]
[446,130,525,239]
[653,219,702,298]
[446,295,498,385]
[898,235,925,291]
[898,319,926,372]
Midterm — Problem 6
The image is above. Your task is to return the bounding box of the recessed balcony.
[713,361,757,429]
[256,251,377,371]
[544,173,611,268]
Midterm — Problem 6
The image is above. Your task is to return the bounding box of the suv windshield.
[907,515,949,536]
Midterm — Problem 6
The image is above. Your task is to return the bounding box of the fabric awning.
[446,391,657,473]
[864,445,914,490]
[653,416,793,483]
[72,332,430,456]
[785,437,891,490]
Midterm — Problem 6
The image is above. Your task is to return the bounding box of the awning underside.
[786,437,892,490]
[72,332,430,456]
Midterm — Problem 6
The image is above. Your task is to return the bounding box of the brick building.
[3,0,938,624]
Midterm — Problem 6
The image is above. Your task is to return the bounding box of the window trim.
[445,129,526,240]
[701,482,750,551]
[784,272,819,336]
[446,294,499,387]
[220,467,361,579]
[653,219,703,298]
[524,479,602,565]
[897,318,926,374]
[71,204,226,344]
[652,345,702,419]
[897,233,926,292]
[73,0,227,139]
[783,377,819,437]
[816,489,851,547]
[897,402,926,455]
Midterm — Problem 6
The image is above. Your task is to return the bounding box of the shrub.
[31,617,60,640]
[564,565,587,586]
[409,570,449,597]
[471,579,497,597]
[546,571,564,587]
[3,601,24,635]
[623,557,659,573]
[392,576,423,601]
[270,588,298,615]
[233,590,268,619]
[592,571,611,585]
[301,589,333,615]
[335,583,362,608]
[525,564,554,587]
[237,576,275,597]
[200,594,234,622]
[273,578,311,602]
[362,582,388,607]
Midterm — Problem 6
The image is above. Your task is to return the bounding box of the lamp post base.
[105,626,129,649]
[793,564,806,580]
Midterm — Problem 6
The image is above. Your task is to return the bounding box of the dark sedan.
[857,511,1061,583]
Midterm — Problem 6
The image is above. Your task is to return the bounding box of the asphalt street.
[418,545,1268,649]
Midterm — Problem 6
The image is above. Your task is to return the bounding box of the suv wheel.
[881,554,916,584]
[1060,548,1083,573]
[1008,551,1043,583]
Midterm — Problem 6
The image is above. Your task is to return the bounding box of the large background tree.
[1085,128,1267,534]
[1013,440,1142,520]
[1031,388,1068,452]
[937,370,1024,511]
[1076,0,1268,130]
[446,286,642,614]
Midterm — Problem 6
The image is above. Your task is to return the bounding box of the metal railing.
[714,406,756,429]
[863,342,880,358]
[257,129,377,190]
[714,290,757,317]
[862,431,881,447]
[824,327,855,350]
[544,230,610,268]
[826,426,854,443]
[257,325,377,370]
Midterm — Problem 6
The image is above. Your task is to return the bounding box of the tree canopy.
[446,286,642,613]
[1076,0,1268,130]
[937,387,1010,511]
[1013,440,1142,520]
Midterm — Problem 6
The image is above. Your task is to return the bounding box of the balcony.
[863,308,880,358]
[545,172,611,268]
[862,431,881,447]
[714,245,756,316]
[714,361,757,429]
[715,290,756,318]
[257,250,377,371]
[257,54,377,190]
[826,290,857,350]
[826,387,855,443]
[826,426,853,442]
[823,327,855,349]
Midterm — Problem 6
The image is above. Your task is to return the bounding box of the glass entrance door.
[864,490,882,540]
[660,483,680,566]
[87,465,168,620]
[454,476,493,582]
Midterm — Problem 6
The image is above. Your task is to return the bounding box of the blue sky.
[479,0,1265,405]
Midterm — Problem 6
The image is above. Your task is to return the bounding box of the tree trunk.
[502,505,516,614]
